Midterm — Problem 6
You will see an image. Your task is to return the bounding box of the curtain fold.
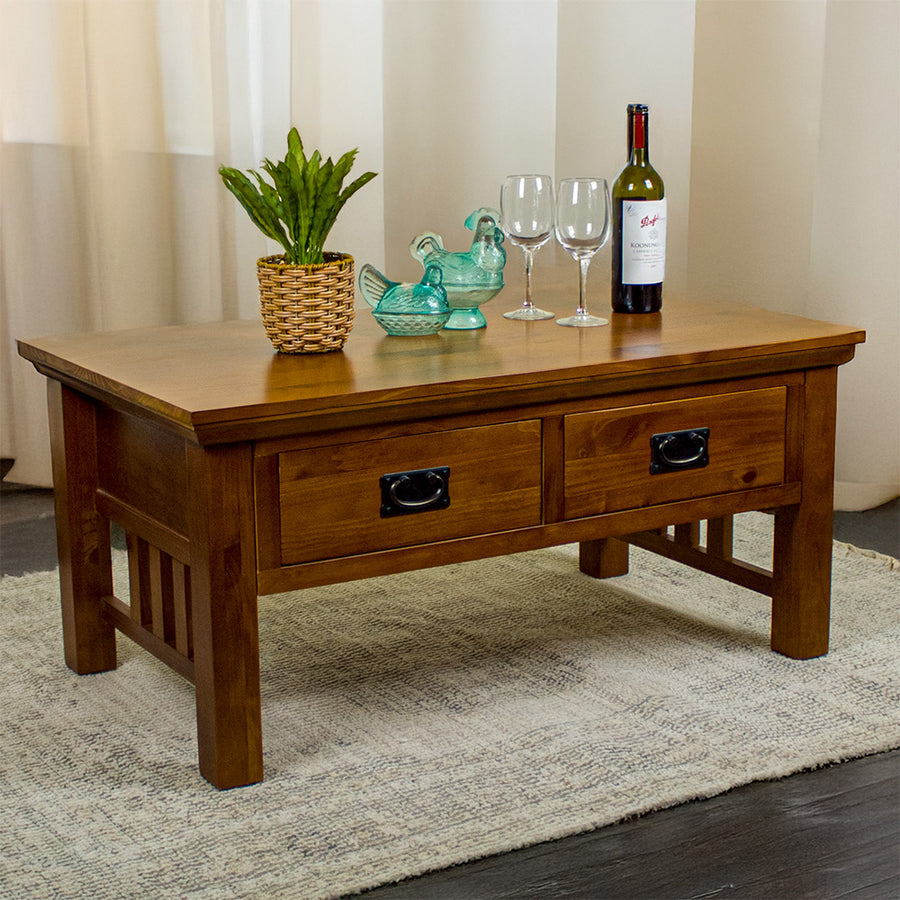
[1,0,897,508]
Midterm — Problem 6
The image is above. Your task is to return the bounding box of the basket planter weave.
[257,252,355,353]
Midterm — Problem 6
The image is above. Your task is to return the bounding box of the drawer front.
[278,420,542,564]
[564,387,787,518]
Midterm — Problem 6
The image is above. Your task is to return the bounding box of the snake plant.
[219,127,377,266]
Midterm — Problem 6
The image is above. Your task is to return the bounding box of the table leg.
[185,442,263,789]
[47,381,117,674]
[579,537,630,578]
[771,367,838,659]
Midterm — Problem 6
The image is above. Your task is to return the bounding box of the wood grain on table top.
[18,285,865,441]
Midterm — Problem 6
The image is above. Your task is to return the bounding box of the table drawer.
[564,387,787,518]
[276,420,542,565]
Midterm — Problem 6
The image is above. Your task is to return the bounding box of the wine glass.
[500,175,556,320]
[554,177,611,327]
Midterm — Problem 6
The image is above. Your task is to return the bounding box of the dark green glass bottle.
[611,103,666,313]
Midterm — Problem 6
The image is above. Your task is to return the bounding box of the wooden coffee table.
[18,291,864,788]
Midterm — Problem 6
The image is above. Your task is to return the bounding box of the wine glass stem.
[577,257,591,317]
[523,248,535,310]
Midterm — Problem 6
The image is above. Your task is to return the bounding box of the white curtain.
[2,0,897,509]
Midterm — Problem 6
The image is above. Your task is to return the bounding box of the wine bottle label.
[621,198,666,285]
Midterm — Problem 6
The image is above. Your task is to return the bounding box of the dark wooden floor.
[2,477,898,900]
[363,750,900,899]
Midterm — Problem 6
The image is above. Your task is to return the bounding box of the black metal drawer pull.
[650,428,709,474]
[380,467,450,517]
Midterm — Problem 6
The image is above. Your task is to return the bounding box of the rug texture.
[1,513,898,899]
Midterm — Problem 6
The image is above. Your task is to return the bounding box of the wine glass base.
[556,313,609,327]
[503,306,555,321]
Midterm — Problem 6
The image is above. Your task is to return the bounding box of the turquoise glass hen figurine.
[409,208,506,329]
[359,263,451,335]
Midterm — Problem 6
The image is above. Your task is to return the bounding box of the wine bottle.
[611,103,666,313]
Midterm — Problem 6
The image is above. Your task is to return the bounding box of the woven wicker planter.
[257,252,355,353]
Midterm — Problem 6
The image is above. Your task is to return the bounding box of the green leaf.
[310,157,338,250]
[278,153,303,246]
[265,160,299,243]
[250,169,284,221]
[287,127,306,168]
[219,129,377,265]
[341,169,378,203]
[218,166,290,253]
[332,169,378,220]
[332,148,358,187]
[302,150,321,260]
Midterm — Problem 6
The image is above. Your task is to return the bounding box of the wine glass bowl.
[500,175,555,321]
[554,177,611,327]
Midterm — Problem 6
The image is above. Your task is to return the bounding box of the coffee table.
[18,291,864,788]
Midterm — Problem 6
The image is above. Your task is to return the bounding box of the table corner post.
[46,379,117,674]
[185,440,264,789]
[771,366,838,659]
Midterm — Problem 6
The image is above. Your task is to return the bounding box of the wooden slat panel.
[172,560,193,659]
[101,594,194,683]
[674,521,701,547]
[126,534,153,627]
[623,530,773,596]
[707,516,735,559]
[96,489,189,564]
[148,545,175,644]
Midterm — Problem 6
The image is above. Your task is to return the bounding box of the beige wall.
[292,0,386,277]
[811,0,899,508]
[688,0,899,508]
[381,0,560,280]
[688,0,826,315]
[556,0,697,294]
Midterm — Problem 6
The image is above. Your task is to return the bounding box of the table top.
[18,281,865,444]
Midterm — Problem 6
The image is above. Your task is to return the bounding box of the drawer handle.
[650,428,709,474]
[390,474,444,508]
[380,467,451,517]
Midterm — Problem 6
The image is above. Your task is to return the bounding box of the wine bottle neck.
[628,106,650,165]
[630,147,649,165]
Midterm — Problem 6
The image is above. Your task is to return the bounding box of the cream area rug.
[1,513,898,899]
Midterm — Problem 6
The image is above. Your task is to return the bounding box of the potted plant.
[219,127,377,353]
